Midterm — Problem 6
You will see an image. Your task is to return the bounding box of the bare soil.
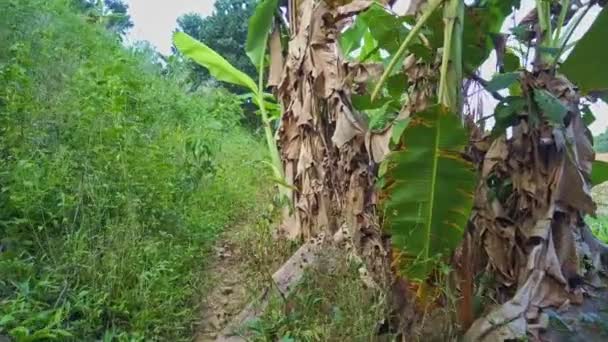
[195,234,251,341]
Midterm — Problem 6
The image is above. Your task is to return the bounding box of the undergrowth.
[240,245,388,342]
[233,214,461,341]
[0,0,269,340]
[231,211,389,341]
[234,208,299,297]
[590,182,608,243]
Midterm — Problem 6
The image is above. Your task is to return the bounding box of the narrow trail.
[195,230,251,341]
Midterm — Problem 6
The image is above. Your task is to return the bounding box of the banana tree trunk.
[276,0,391,279]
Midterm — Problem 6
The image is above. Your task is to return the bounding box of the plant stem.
[536,0,553,66]
[257,43,289,199]
[371,0,444,101]
[438,0,463,113]
[553,0,571,46]
[553,1,593,64]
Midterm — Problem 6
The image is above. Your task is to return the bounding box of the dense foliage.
[71,0,134,37]
[0,0,268,340]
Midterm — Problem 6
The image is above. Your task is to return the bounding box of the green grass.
[242,248,389,342]
[590,182,608,243]
[587,216,608,244]
[0,0,270,340]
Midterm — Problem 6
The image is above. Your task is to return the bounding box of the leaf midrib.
[425,114,441,263]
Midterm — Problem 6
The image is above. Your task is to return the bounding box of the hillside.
[0,1,269,340]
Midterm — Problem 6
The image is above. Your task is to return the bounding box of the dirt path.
[195,233,251,341]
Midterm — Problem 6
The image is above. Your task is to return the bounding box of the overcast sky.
[125,0,216,54]
[124,0,607,134]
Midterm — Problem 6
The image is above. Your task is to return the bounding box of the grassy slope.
[0,0,269,340]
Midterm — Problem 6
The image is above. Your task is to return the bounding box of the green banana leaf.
[339,3,411,59]
[463,0,520,71]
[561,6,608,96]
[246,0,279,68]
[382,105,476,280]
[173,32,258,94]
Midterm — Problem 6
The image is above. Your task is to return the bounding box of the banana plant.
[354,0,478,281]
[271,0,608,337]
[173,0,287,196]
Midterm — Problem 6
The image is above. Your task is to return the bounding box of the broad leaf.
[463,0,520,71]
[591,161,608,186]
[339,3,411,59]
[352,95,400,132]
[486,72,519,92]
[361,4,410,55]
[492,96,526,135]
[173,32,258,94]
[391,118,411,145]
[352,94,392,111]
[386,73,408,99]
[421,7,445,51]
[503,50,520,72]
[340,17,367,56]
[360,29,382,62]
[368,100,398,131]
[561,6,608,95]
[246,0,279,68]
[382,105,476,280]
[534,89,568,126]
[371,0,444,100]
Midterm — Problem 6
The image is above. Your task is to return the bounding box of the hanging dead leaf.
[366,126,392,163]
[268,25,284,87]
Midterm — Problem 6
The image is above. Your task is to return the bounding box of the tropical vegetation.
[2,0,608,340]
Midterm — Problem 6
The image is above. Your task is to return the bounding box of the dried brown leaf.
[336,0,374,17]
[268,26,284,87]
[482,136,508,178]
[366,127,393,163]
[332,102,365,147]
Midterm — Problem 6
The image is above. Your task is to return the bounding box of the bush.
[0,0,269,340]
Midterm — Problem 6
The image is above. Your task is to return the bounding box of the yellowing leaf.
[382,105,476,280]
